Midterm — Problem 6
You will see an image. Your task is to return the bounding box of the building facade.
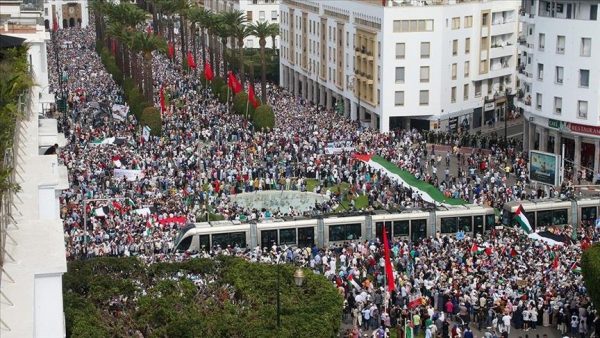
[518,0,600,173]
[0,1,69,337]
[279,0,520,132]
[43,0,90,30]
[204,0,280,49]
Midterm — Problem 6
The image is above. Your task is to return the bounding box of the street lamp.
[293,268,305,287]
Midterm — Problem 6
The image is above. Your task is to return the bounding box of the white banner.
[324,140,354,155]
[114,169,144,181]
[112,104,129,121]
[142,126,151,142]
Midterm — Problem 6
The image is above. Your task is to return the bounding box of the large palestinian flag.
[515,204,532,234]
[352,154,466,206]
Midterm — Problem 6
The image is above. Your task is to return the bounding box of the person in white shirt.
[502,313,512,334]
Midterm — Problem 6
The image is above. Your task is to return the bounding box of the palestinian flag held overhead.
[112,155,122,168]
[515,204,532,234]
[470,243,485,255]
[93,206,109,218]
[126,198,136,208]
[571,262,582,274]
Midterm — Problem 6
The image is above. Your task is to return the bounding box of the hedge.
[140,107,162,136]
[211,77,225,94]
[253,104,275,131]
[217,84,229,104]
[232,92,255,117]
[582,243,600,308]
[63,256,343,337]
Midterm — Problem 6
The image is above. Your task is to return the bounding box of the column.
[326,89,332,110]
[307,79,313,103]
[293,71,299,97]
[539,127,548,152]
[319,85,325,106]
[594,139,600,173]
[344,98,350,118]
[302,75,308,100]
[529,123,536,151]
[574,136,582,171]
[523,121,530,151]
[553,132,561,155]
[350,100,357,121]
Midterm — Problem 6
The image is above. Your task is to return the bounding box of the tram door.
[261,230,278,249]
[411,219,427,242]
[474,215,484,235]
[298,227,314,247]
[375,222,392,242]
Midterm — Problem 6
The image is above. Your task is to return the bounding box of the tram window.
[537,210,553,228]
[552,209,568,225]
[329,223,362,241]
[280,229,297,245]
[525,212,536,229]
[375,221,392,241]
[393,220,409,236]
[411,219,427,241]
[176,235,193,251]
[212,232,247,248]
[441,217,458,233]
[581,207,597,222]
[298,227,314,247]
[474,215,484,234]
[199,235,210,250]
[485,214,495,230]
[261,230,278,248]
[458,216,472,232]
[501,209,512,225]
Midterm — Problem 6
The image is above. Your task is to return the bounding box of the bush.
[232,92,254,117]
[217,84,229,104]
[211,77,225,94]
[123,78,151,119]
[582,243,600,308]
[140,107,162,136]
[253,104,275,131]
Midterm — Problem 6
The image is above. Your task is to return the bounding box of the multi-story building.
[43,0,90,30]
[0,1,69,337]
[518,0,600,173]
[204,0,280,49]
[279,0,520,132]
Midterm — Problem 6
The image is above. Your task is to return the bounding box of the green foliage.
[582,243,600,308]
[232,91,256,117]
[226,49,280,83]
[211,77,225,94]
[140,107,162,136]
[217,83,229,104]
[122,78,151,119]
[64,256,342,337]
[96,41,123,85]
[253,104,275,131]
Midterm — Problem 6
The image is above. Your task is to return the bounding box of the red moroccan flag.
[552,254,559,270]
[168,42,175,59]
[111,39,117,55]
[382,226,395,292]
[159,86,166,113]
[53,15,59,32]
[227,72,242,94]
[248,83,259,108]
[187,51,196,69]
[204,61,214,81]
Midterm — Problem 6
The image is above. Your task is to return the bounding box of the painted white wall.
[34,274,65,338]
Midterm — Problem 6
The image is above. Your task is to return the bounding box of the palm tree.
[173,0,190,65]
[268,23,280,56]
[214,15,231,76]
[227,10,251,84]
[132,32,167,103]
[193,7,212,66]
[106,3,146,79]
[250,21,278,102]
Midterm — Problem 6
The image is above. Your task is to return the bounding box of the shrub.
[232,92,252,117]
[123,78,150,119]
[217,84,229,104]
[211,77,225,94]
[140,107,162,136]
[252,104,275,131]
[582,243,600,308]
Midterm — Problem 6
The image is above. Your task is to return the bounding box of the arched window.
[69,18,75,27]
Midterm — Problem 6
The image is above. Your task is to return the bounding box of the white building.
[0,2,69,337]
[518,0,600,172]
[279,0,520,132]
[204,0,280,49]
[42,0,90,30]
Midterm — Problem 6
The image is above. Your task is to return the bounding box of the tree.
[132,32,167,103]
[205,11,222,78]
[253,104,275,131]
[582,243,600,308]
[140,107,162,136]
[226,10,251,84]
[269,23,279,56]
[249,21,279,103]
[214,15,231,75]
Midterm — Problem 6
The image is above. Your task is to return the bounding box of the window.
[271,11,277,21]
[580,69,590,87]
[329,224,362,241]
[420,66,430,83]
[259,11,265,21]
[536,93,542,110]
[280,229,296,245]
[556,35,565,54]
[475,81,482,97]
[554,97,562,114]
[487,79,493,94]
[212,232,246,248]
[393,19,434,32]
[247,39,254,48]
[441,217,458,234]
[419,90,429,105]
[464,84,469,100]
[452,39,458,56]
[393,220,409,237]
[394,91,405,106]
[395,67,405,83]
[246,11,253,21]
[581,207,597,222]
[464,16,473,28]
[539,33,545,51]
[537,63,544,80]
[555,66,564,84]
[591,4,598,20]
[578,101,588,118]
[420,42,430,58]
[396,43,405,59]
[479,60,487,73]
[482,13,489,26]
[451,86,456,103]
[464,61,470,77]
[581,38,591,57]
[465,38,470,54]
[452,63,457,80]
[452,17,460,29]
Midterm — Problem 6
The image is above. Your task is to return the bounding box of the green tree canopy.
[253,104,275,131]
[582,243,600,308]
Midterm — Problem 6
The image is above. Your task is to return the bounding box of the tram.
[502,198,600,230]
[174,204,497,252]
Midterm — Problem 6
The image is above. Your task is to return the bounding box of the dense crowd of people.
[47,25,599,337]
